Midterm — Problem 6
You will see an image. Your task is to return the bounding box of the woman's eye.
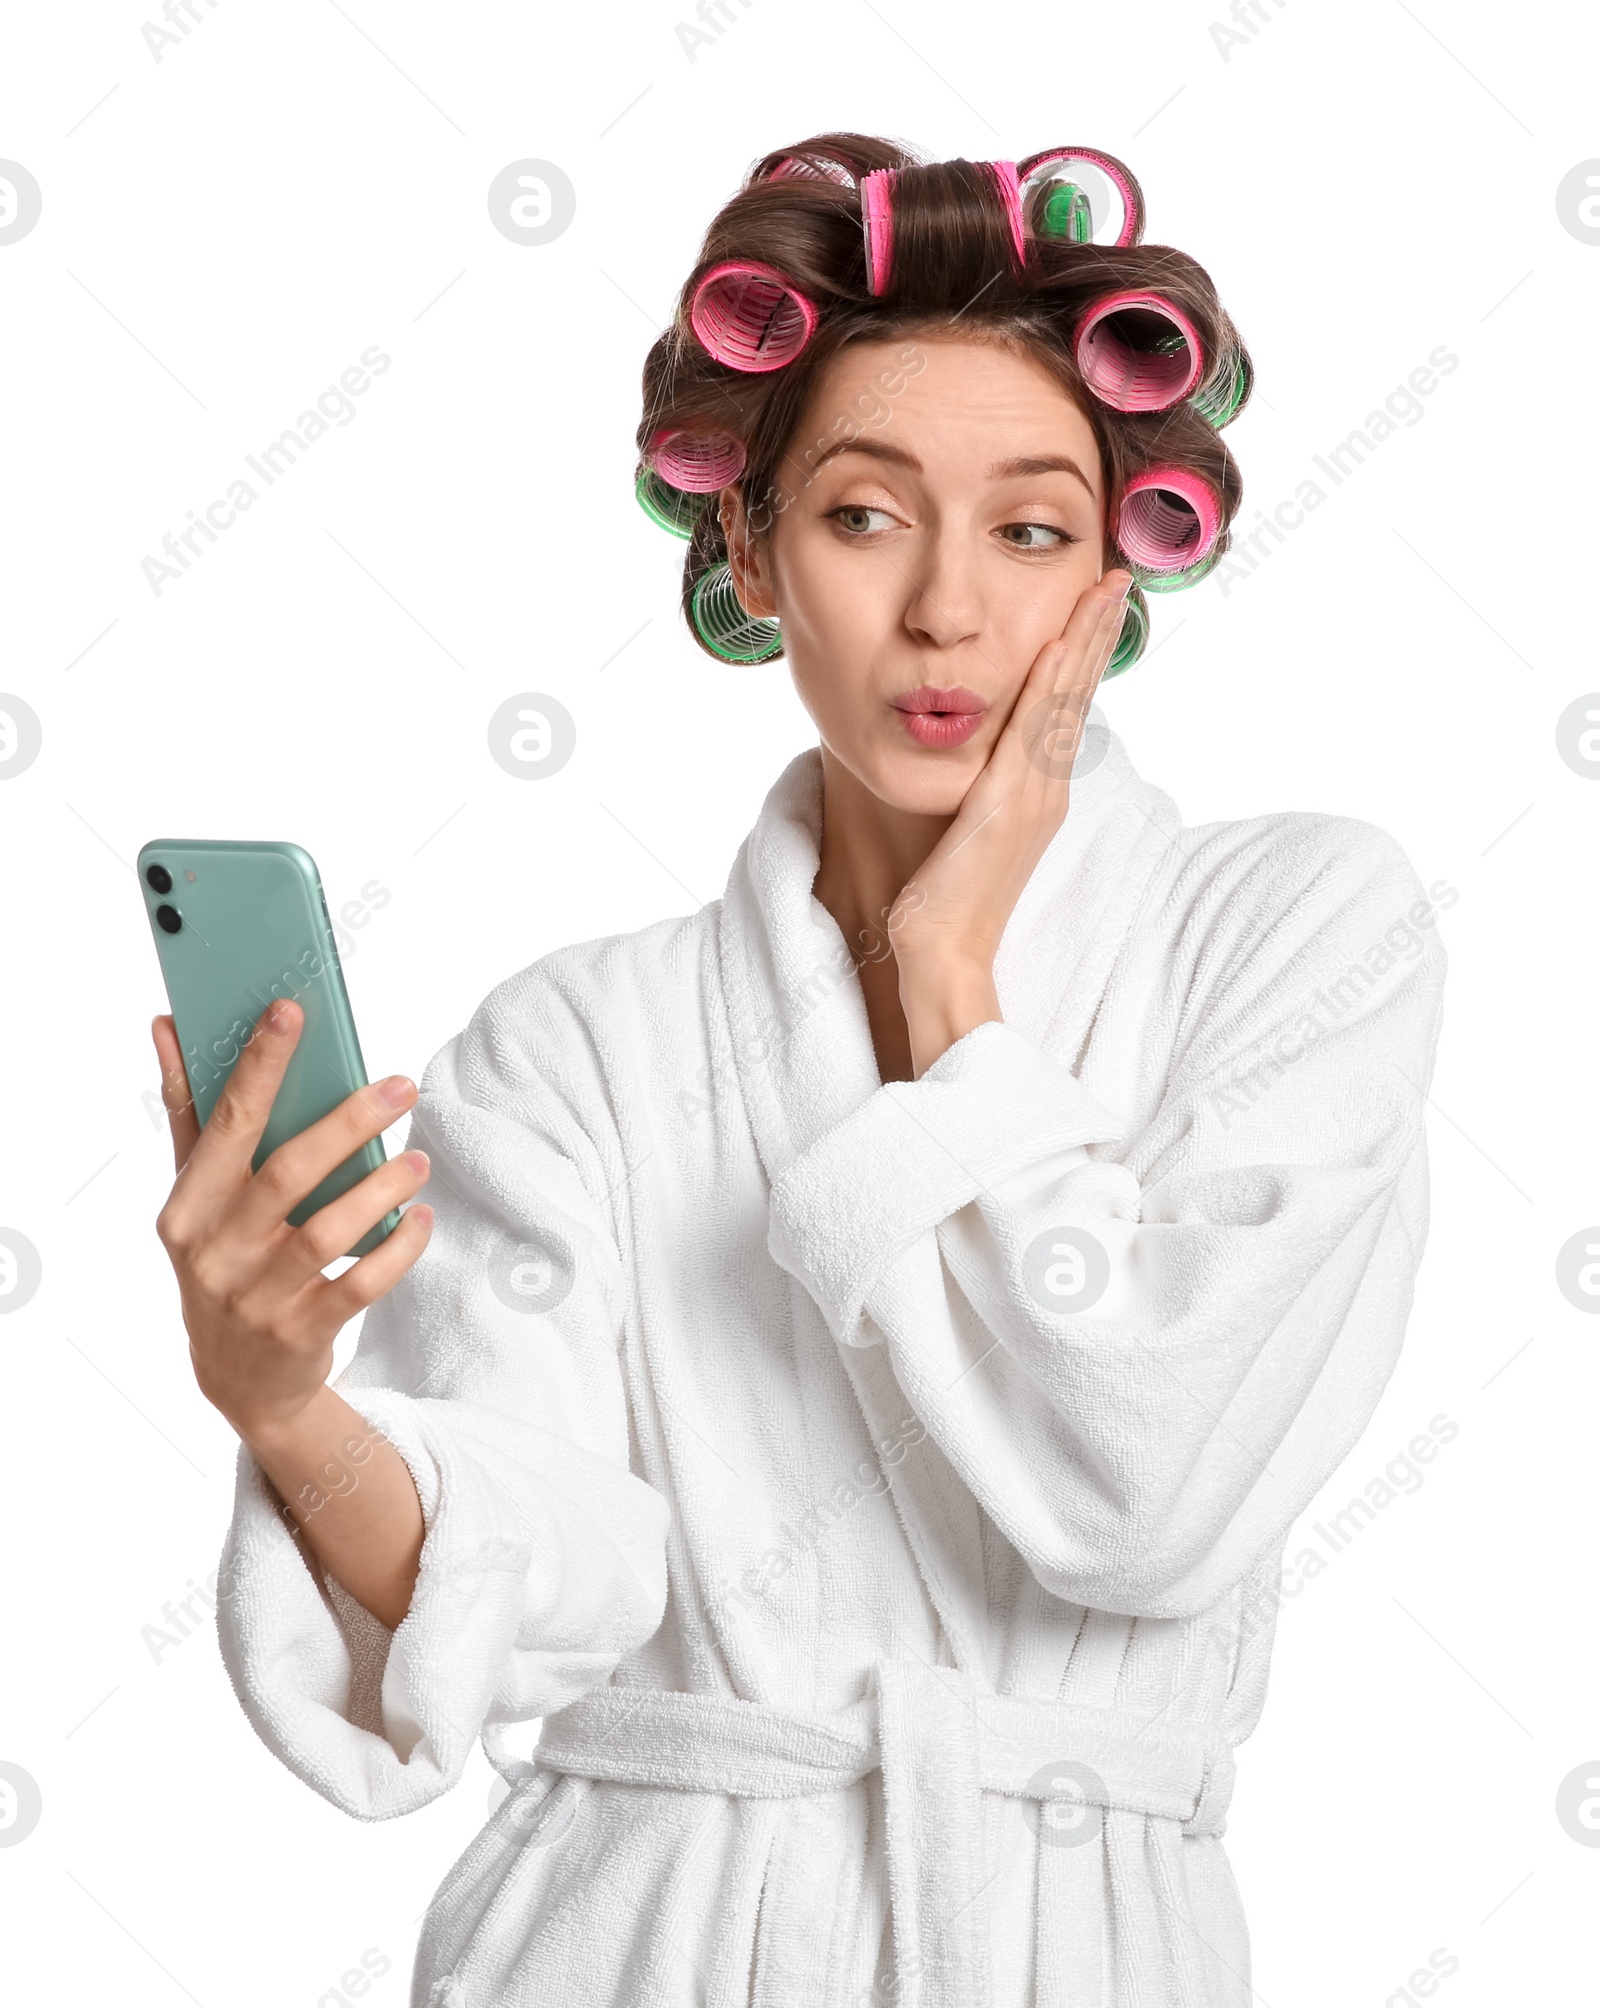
[829,504,898,535]
[998,521,1073,550]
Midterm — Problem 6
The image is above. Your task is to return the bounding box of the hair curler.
[1114,466,1222,574]
[1190,346,1253,429]
[1102,583,1149,679]
[1075,290,1206,413]
[984,159,1027,267]
[863,161,1025,295]
[1018,147,1144,247]
[690,562,783,663]
[635,466,704,539]
[1039,180,1093,243]
[860,168,896,297]
[689,261,819,373]
[1134,545,1224,595]
[648,427,747,492]
[767,151,857,186]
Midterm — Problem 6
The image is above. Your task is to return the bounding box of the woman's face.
[722,332,1111,817]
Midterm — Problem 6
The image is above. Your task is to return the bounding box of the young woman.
[151,136,1446,2008]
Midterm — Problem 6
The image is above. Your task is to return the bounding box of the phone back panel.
[137,838,398,1259]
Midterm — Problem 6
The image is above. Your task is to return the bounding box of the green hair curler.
[1132,544,1224,595]
[1101,584,1149,680]
[636,466,705,539]
[690,563,783,663]
[1191,348,1253,428]
[1039,180,1093,243]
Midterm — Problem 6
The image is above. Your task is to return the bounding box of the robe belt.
[523,1659,1235,2008]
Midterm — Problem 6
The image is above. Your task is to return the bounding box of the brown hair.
[635,133,1251,670]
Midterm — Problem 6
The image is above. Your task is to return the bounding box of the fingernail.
[402,1149,430,1176]
[377,1075,415,1107]
[409,1204,435,1229]
[266,998,294,1031]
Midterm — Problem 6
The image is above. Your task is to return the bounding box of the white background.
[1,1,1596,2001]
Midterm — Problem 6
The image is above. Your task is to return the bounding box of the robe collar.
[715,726,1183,1188]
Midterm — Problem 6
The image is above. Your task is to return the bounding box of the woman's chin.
[857,736,984,817]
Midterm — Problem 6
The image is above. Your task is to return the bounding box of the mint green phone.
[137,838,401,1260]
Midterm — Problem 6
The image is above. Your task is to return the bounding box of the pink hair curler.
[860,168,897,297]
[863,163,1024,294]
[1075,290,1206,413]
[767,152,856,187]
[647,426,747,493]
[689,261,819,373]
[984,159,1027,266]
[1114,467,1222,572]
[1018,146,1144,247]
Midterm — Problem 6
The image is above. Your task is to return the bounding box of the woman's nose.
[901,530,984,648]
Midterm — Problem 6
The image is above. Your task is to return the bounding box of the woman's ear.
[719,487,779,620]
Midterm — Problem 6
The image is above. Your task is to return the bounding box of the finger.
[1076,581,1134,702]
[151,1015,201,1172]
[1048,570,1135,697]
[317,1202,435,1326]
[230,1070,418,1242]
[1035,577,1132,749]
[269,1148,432,1292]
[183,997,306,1193]
[994,644,1102,785]
[956,572,1135,826]
[988,606,1125,805]
[1002,576,1133,767]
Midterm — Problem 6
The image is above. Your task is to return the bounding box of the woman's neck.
[810,742,953,965]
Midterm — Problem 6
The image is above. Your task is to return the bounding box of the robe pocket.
[412,1768,590,1991]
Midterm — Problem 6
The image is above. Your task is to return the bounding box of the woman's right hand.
[152,995,435,1443]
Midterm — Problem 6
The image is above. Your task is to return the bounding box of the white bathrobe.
[217,727,1446,2008]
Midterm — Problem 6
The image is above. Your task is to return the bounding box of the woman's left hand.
[889,569,1134,1074]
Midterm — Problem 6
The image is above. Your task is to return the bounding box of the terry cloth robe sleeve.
[766,815,1446,1623]
[215,965,672,1821]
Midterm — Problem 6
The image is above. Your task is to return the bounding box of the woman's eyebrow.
[988,453,1096,496]
[800,437,1095,498]
[802,437,922,477]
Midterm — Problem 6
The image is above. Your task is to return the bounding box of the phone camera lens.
[145,864,173,894]
[155,904,183,935]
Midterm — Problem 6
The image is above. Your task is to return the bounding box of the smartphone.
[137,838,401,1260]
